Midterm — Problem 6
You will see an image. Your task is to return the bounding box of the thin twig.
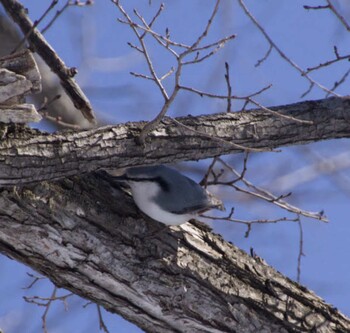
[42,287,57,333]
[180,84,311,124]
[22,272,46,290]
[139,3,164,39]
[303,5,329,10]
[38,95,82,129]
[183,41,229,65]
[202,210,299,238]
[138,0,223,143]
[12,0,59,53]
[305,52,350,74]
[225,62,232,112]
[179,84,272,100]
[23,286,73,333]
[200,157,220,187]
[114,0,235,144]
[238,0,339,97]
[216,158,328,222]
[41,0,71,34]
[97,305,110,333]
[191,35,236,53]
[42,113,82,129]
[115,1,169,102]
[297,217,304,283]
[327,68,350,96]
[117,17,185,55]
[130,72,155,81]
[326,0,350,31]
[255,44,272,67]
[247,98,313,125]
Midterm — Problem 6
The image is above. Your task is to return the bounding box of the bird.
[99,165,225,225]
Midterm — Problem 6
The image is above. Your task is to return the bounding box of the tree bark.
[0,0,96,123]
[0,173,349,333]
[0,96,350,186]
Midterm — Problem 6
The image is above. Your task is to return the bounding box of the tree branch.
[0,97,349,186]
[0,174,349,332]
[0,0,96,124]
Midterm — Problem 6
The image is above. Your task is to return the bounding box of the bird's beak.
[206,190,226,211]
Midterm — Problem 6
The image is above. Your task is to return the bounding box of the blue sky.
[1,1,350,332]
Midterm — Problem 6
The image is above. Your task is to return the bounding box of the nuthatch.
[103,165,224,225]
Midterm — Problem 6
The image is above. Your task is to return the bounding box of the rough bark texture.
[0,0,96,123]
[0,49,41,95]
[0,96,349,186]
[0,50,42,123]
[0,14,92,128]
[0,173,349,333]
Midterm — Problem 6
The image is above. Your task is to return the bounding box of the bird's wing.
[170,203,212,215]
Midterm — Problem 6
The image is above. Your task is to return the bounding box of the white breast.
[128,181,193,225]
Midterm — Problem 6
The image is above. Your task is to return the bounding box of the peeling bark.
[0,0,96,123]
[0,50,42,122]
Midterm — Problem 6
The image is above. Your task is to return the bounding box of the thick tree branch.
[0,96,350,186]
[0,174,349,332]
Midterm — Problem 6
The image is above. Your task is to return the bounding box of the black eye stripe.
[126,176,170,192]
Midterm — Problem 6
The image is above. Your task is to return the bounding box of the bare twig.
[238,0,339,97]
[116,2,169,101]
[200,154,316,237]
[327,68,350,96]
[326,0,350,31]
[137,3,165,40]
[42,287,57,333]
[42,113,82,129]
[37,94,62,112]
[215,158,328,222]
[114,0,236,144]
[224,62,232,112]
[97,305,111,333]
[179,84,272,100]
[297,217,304,283]
[202,209,299,238]
[117,17,186,54]
[200,157,220,188]
[255,44,272,67]
[23,286,73,333]
[181,0,221,55]
[180,84,312,124]
[38,95,82,129]
[41,0,71,34]
[12,0,58,53]
[183,35,236,65]
[305,50,350,74]
[303,5,329,10]
[138,0,223,143]
[130,71,155,81]
[22,272,46,290]
[247,98,313,125]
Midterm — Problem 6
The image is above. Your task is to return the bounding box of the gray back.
[126,165,209,214]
